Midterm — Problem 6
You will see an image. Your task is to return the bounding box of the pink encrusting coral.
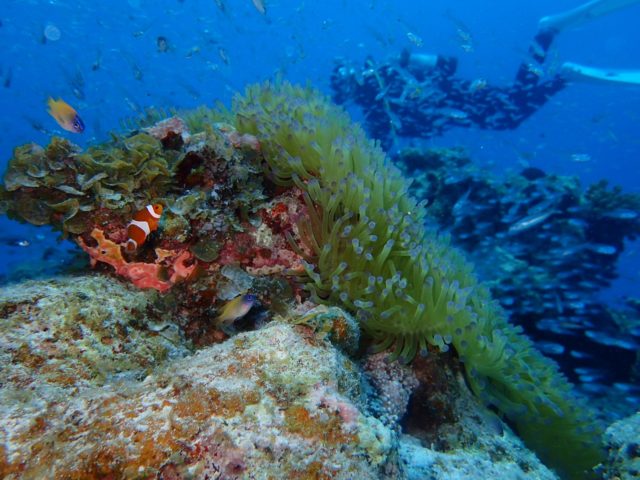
[143,115,191,143]
[363,352,420,426]
[214,122,261,151]
[307,381,361,431]
[78,228,196,293]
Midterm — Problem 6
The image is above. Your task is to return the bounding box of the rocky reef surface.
[599,412,640,480]
[0,275,557,479]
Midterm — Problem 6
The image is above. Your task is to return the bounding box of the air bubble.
[44,23,61,42]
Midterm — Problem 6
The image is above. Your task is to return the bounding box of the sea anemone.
[229,81,603,479]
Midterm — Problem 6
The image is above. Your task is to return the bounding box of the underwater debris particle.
[43,23,61,42]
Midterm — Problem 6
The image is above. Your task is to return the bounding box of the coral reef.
[230,82,603,478]
[0,116,306,307]
[0,289,389,478]
[598,412,640,480]
[0,276,557,480]
[0,82,605,478]
[0,275,190,452]
[393,147,640,417]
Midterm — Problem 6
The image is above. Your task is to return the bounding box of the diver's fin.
[561,62,640,85]
[539,0,640,33]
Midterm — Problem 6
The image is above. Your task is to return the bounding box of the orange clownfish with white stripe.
[125,204,163,253]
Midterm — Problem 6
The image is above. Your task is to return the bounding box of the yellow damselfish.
[47,97,85,133]
[215,293,257,325]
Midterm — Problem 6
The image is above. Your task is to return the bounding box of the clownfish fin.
[125,238,137,252]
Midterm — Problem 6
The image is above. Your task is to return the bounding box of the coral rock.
[0,277,559,480]
[599,412,640,480]
[0,308,394,478]
[363,352,419,426]
[0,275,188,399]
[143,115,190,144]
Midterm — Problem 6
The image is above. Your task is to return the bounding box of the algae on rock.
[0,281,557,480]
[0,275,189,403]
[0,286,395,479]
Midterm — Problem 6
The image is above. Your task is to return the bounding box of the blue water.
[0,2,639,317]
[2,1,639,173]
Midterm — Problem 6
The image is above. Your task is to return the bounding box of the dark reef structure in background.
[395,147,640,415]
[0,83,612,479]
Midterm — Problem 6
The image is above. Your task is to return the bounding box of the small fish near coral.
[125,204,163,253]
[215,294,257,326]
[46,97,85,133]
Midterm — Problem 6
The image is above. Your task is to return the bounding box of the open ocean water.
[0,0,639,475]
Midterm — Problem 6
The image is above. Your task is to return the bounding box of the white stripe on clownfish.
[146,204,162,219]
[129,219,151,236]
[126,238,138,250]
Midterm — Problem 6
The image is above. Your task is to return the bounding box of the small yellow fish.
[47,97,85,133]
[215,294,257,325]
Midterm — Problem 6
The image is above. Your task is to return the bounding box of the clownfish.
[46,97,85,133]
[125,204,163,252]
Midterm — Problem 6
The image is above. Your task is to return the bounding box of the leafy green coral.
[0,119,264,240]
[0,133,176,234]
[228,81,603,479]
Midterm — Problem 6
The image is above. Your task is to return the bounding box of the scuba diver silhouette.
[330,0,640,148]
